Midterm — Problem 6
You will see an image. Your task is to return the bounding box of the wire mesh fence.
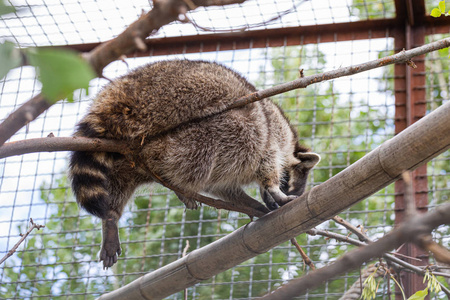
[0,0,449,299]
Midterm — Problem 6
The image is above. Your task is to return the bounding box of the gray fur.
[68,60,320,268]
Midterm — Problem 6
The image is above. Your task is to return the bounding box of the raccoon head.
[261,151,320,211]
[283,152,321,196]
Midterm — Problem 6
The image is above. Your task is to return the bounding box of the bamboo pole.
[97,101,450,300]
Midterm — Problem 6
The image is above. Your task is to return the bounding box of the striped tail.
[69,151,113,219]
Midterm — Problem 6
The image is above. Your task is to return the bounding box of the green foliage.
[0,0,15,16]
[361,269,378,300]
[1,1,95,102]
[430,1,450,17]
[0,41,21,79]
[0,44,95,102]
[360,267,435,300]
[1,176,113,299]
[349,0,395,20]
[408,289,428,300]
[27,48,95,103]
[423,269,442,294]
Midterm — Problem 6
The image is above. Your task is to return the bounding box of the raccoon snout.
[267,201,279,211]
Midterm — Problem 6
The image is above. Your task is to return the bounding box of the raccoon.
[69,60,320,268]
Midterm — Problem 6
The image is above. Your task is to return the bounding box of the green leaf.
[0,0,16,16]
[0,41,21,78]
[407,288,428,300]
[439,1,446,13]
[26,48,95,103]
[431,8,442,17]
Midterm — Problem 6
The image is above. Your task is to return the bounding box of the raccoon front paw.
[280,195,298,205]
[266,187,299,206]
[100,242,122,269]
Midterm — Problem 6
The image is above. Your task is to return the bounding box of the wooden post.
[394,20,429,298]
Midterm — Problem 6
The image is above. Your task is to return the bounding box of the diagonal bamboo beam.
[97,100,450,300]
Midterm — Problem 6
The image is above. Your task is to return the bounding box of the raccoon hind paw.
[100,241,121,269]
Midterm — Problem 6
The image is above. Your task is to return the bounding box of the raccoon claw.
[183,199,199,210]
[100,244,121,269]
[265,187,299,207]
[279,195,298,205]
[175,192,199,210]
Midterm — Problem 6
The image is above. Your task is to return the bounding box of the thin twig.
[0,218,45,265]
[145,163,266,218]
[390,251,423,262]
[226,38,450,111]
[307,228,365,247]
[290,238,315,270]
[182,240,190,300]
[182,240,190,257]
[258,203,450,299]
[332,216,370,243]
[306,228,450,279]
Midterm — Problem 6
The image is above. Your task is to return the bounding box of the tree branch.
[0,0,246,147]
[332,215,370,243]
[0,218,45,265]
[2,37,450,158]
[142,161,267,218]
[259,203,450,300]
[307,175,450,297]
[226,38,450,111]
[0,94,51,147]
[0,136,131,159]
[0,135,267,217]
[307,228,450,279]
[85,0,245,75]
[290,238,315,270]
[417,235,450,265]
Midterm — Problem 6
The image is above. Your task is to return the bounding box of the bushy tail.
[69,151,112,219]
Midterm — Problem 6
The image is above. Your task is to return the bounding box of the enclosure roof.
[0,0,401,47]
[2,0,449,59]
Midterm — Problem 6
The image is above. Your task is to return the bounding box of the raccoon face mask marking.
[261,152,320,210]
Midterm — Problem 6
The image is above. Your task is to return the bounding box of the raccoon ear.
[296,152,321,169]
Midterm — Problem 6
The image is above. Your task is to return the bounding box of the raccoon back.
[76,60,256,141]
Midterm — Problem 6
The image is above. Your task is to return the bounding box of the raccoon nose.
[267,201,279,211]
